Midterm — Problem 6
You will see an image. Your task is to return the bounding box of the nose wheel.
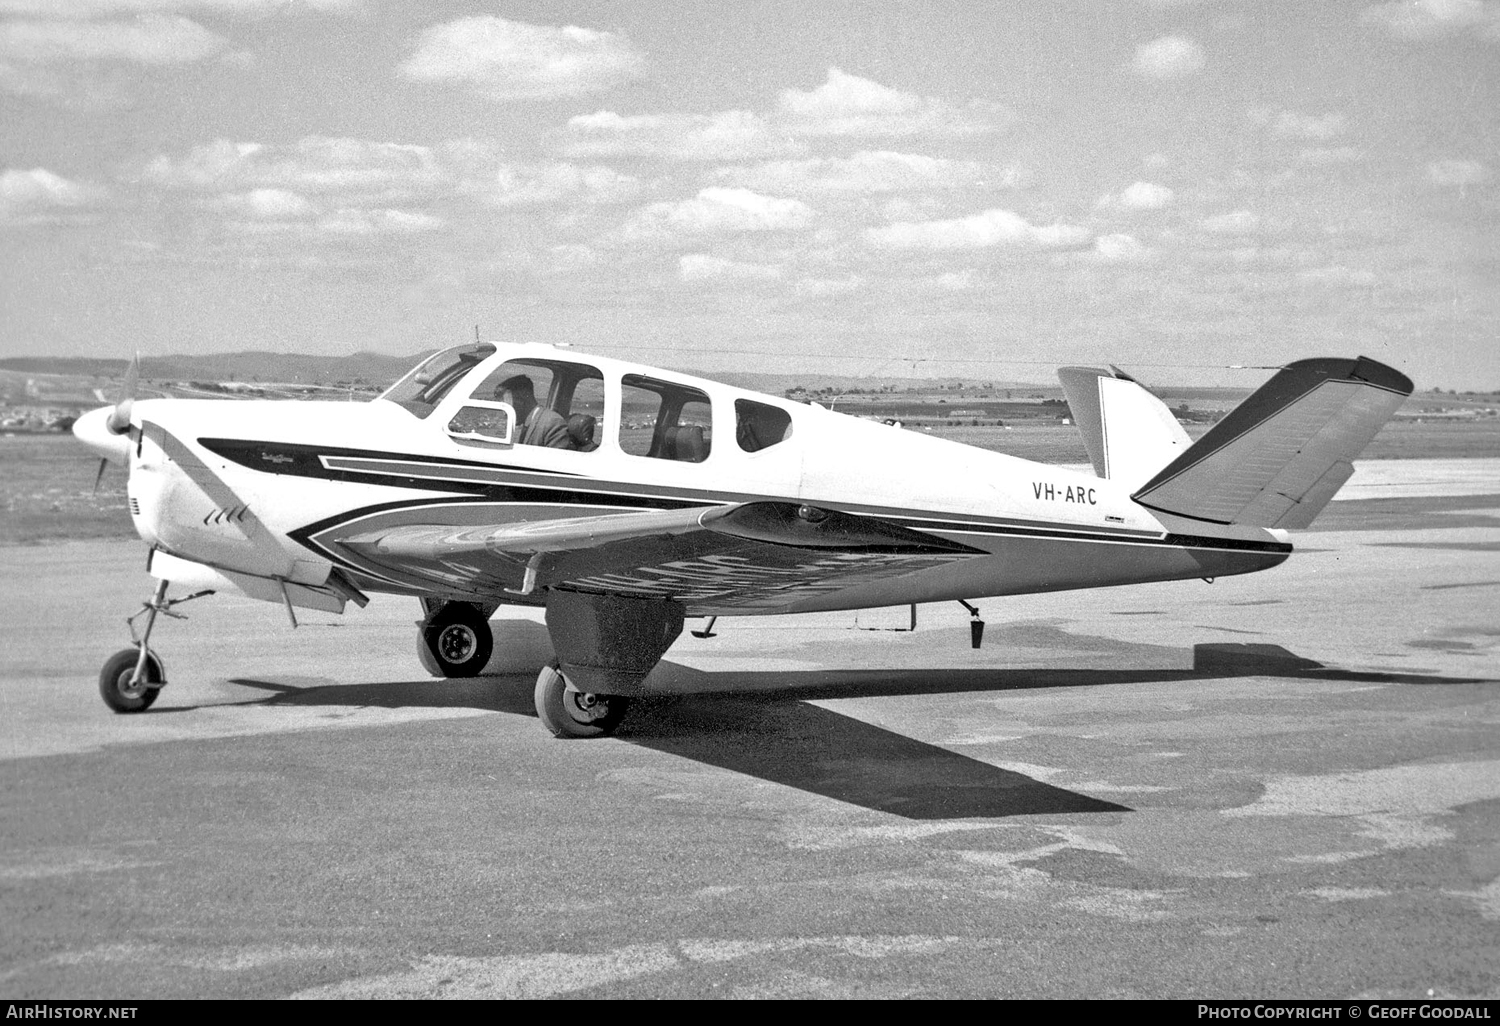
[99,647,163,713]
[534,663,630,738]
[95,578,212,714]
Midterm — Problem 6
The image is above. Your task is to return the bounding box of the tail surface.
[1130,356,1412,529]
[1057,365,1191,490]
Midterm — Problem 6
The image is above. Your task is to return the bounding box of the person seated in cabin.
[566,413,598,451]
[494,375,572,449]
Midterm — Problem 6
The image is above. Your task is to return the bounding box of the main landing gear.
[98,578,212,713]
[417,600,494,678]
[533,663,631,739]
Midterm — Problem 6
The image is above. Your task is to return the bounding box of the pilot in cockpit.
[494,374,572,449]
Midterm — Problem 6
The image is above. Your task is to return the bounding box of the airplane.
[72,342,1412,738]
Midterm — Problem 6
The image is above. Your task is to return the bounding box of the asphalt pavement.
[1,459,1496,999]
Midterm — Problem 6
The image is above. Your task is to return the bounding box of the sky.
[0,0,1497,388]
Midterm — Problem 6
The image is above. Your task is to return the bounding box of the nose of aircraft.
[73,405,132,466]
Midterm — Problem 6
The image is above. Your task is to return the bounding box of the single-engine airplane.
[73,343,1411,737]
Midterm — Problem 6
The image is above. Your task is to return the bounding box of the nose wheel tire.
[99,648,163,713]
[420,604,494,678]
[534,664,630,739]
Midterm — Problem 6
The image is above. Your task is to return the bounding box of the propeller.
[74,352,140,480]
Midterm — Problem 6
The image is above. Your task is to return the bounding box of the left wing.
[337,502,983,610]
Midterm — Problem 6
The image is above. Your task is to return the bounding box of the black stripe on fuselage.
[214,438,1293,566]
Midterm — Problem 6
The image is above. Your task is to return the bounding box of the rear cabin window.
[620,375,712,463]
[735,399,793,452]
[448,358,604,451]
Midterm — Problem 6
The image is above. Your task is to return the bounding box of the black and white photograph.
[2,0,1497,1002]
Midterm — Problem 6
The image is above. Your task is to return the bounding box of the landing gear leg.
[98,579,212,713]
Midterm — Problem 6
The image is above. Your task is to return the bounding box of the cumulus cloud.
[0,1,358,14]
[1360,0,1500,41]
[206,187,315,220]
[0,14,229,64]
[1269,110,1346,140]
[1201,209,1260,233]
[720,150,1015,196]
[0,166,99,222]
[140,137,470,239]
[792,274,864,298]
[1099,180,1174,211]
[479,162,640,207]
[1131,35,1205,78]
[865,207,1090,251]
[400,16,644,100]
[143,136,448,201]
[626,187,814,238]
[678,253,783,281]
[776,67,1007,137]
[564,68,1005,160]
[1092,233,1150,261]
[1427,158,1490,186]
[931,270,978,291]
[313,208,443,235]
[563,109,806,162]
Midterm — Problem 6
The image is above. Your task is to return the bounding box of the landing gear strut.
[417,601,494,678]
[98,578,212,713]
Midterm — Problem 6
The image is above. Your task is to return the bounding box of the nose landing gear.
[97,578,214,713]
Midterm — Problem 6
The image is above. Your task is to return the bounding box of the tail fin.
[1131,356,1412,529]
[1057,365,1191,489]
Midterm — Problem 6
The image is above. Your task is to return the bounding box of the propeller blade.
[105,351,139,436]
[121,350,139,401]
[93,457,109,494]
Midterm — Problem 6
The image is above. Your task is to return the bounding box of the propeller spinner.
[73,352,139,474]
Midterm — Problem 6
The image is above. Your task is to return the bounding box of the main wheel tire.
[99,648,163,713]
[534,664,630,739]
[421,604,494,678]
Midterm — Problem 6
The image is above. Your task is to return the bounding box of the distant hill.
[4,351,1300,405]
[0,351,432,386]
[1,352,1051,393]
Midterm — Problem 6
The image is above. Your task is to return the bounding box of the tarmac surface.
[1,458,1497,999]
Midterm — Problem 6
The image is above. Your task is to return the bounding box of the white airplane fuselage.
[94,343,1290,619]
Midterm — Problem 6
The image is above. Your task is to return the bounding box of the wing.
[337,502,983,611]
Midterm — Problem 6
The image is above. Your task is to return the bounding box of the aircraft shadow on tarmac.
[222,642,1491,821]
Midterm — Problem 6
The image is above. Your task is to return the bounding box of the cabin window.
[459,359,604,451]
[380,343,495,418]
[735,399,793,452]
[620,374,712,463]
[447,403,514,444]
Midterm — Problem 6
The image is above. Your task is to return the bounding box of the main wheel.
[99,648,163,713]
[534,664,630,739]
[420,603,494,678]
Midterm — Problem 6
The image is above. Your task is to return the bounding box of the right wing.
[337,501,983,610]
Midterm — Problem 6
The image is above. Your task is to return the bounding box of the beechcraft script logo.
[259,451,294,465]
